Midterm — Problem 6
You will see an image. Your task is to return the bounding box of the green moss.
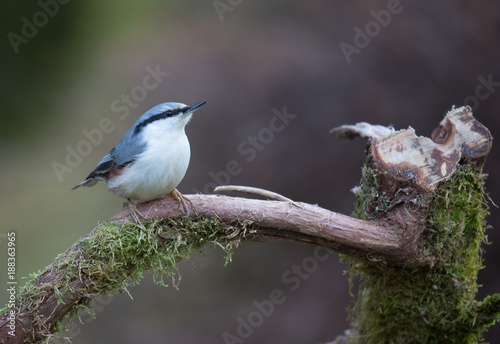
[10,216,240,340]
[352,164,382,220]
[351,164,404,220]
[344,166,498,343]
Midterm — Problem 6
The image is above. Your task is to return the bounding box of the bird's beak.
[186,101,207,114]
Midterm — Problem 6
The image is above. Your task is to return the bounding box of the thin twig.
[214,185,294,202]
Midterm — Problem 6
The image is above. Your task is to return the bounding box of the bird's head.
[132,101,206,136]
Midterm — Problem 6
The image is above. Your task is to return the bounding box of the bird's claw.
[125,199,145,226]
[169,189,194,217]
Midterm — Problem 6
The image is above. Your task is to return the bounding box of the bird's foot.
[124,199,145,226]
[168,189,193,217]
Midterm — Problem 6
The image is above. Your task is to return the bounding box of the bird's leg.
[124,198,145,226]
[168,189,193,217]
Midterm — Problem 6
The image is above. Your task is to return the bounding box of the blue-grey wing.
[88,151,116,177]
[71,152,116,189]
[72,129,146,189]
[109,129,147,167]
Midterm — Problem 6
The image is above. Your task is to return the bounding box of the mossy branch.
[0,194,413,343]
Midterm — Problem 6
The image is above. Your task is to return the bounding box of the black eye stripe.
[133,107,189,136]
[163,107,189,117]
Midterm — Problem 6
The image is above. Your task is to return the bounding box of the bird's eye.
[165,110,173,117]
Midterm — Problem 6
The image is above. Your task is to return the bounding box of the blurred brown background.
[1,1,499,343]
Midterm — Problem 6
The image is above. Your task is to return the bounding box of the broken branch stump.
[331,106,497,343]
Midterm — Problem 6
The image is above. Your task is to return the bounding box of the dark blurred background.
[1,1,499,343]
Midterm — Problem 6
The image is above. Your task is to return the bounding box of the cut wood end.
[370,106,492,191]
[334,106,492,192]
[431,106,492,160]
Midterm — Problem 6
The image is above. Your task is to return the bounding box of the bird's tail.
[71,178,99,190]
